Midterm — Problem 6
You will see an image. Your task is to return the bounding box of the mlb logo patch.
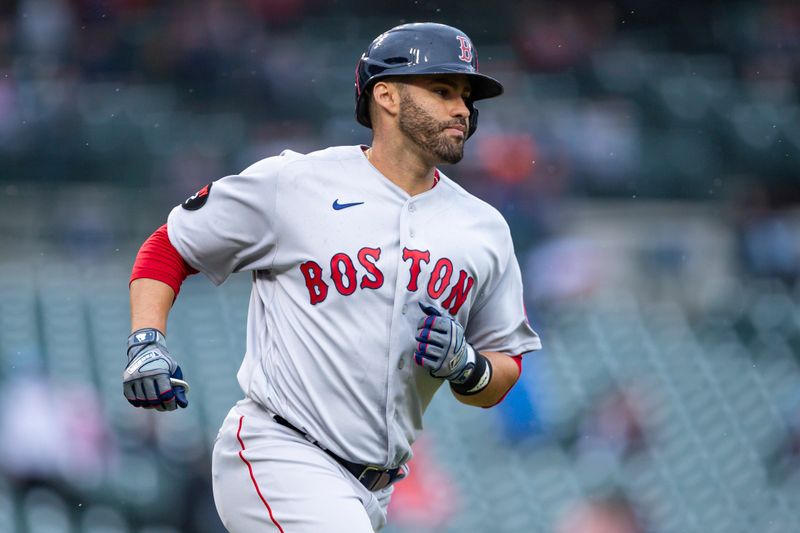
[183,183,213,211]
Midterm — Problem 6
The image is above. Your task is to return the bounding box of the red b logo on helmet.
[456,36,473,63]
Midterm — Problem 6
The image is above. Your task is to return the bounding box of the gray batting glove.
[123,328,189,411]
[413,303,477,384]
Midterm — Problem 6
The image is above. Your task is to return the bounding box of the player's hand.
[413,303,477,383]
[123,328,189,411]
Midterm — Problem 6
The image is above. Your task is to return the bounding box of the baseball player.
[124,22,541,532]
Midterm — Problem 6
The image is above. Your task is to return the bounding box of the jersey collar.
[361,145,440,191]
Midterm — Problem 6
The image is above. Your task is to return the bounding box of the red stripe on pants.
[236,415,285,532]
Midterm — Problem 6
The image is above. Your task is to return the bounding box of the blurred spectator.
[733,184,799,282]
[556,384,649,483]
[524,234,606,305]
[57,385,114,489]
[513,1,616,71]
[243,0,314,28]
[555,492,647,533]
[0,70,18,144]
[16,0,75,60]
[575,386,648,462]
[0,363,66,491]
[52,184,118,259]
[0,362,113,495]
[477,132,538,186]
[387,436,458,531]
[160,143,226,202]
[466,118,571,247]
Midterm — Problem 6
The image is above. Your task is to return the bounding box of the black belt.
[273,415,403,492]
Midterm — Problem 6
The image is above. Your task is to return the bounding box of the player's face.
[396,76,471,165]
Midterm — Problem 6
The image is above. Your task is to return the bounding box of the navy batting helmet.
[355,22,504,138]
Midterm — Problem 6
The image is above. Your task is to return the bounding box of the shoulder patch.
[182,183,212,210]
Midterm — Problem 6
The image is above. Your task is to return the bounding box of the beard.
[397,91,467,165]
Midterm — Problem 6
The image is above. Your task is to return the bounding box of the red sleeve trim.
[483,354,523,409]
[510,354,523,374]
[130,224,198,296]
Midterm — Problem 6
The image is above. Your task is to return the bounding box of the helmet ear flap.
[467,104,479,139]
[357,87,373,129]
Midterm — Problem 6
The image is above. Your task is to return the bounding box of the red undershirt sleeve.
[130,224,198,296]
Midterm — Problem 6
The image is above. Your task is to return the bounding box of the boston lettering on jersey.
[300,246,475,315]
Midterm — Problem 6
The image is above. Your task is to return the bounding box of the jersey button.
[398,358,406,369]
[408,204,416,212]
[409,229,415,238]
[401,304,408,314]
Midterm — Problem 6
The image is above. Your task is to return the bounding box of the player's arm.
[125,165,281,412]
[123,224,196,412]
[413,304,524,408]
[449,350,520,408]
[130,278,174,334]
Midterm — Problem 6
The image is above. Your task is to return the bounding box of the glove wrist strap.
[127,327,167,354]
[451,352,492,396]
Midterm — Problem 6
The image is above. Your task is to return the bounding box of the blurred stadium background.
[1,0,799,532]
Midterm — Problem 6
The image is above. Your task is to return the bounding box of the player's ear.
[371,80,401,123]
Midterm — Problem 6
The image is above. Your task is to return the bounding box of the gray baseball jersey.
[167,145,541,469]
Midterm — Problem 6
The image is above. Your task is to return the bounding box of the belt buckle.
[357,465,385,491]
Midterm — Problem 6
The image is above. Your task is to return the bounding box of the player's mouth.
[443,123,466,139]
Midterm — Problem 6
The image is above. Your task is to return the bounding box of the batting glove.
[414,303,478,383]
[123,328,189,411]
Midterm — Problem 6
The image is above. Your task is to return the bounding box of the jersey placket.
[383,196,421,468]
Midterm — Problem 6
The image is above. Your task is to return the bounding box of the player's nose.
[451,98,470,119]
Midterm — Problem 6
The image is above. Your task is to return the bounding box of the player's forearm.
[130,278,176,334]
[451,351,520,407]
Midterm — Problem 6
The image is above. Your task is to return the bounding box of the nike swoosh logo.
[332,199,365,210]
